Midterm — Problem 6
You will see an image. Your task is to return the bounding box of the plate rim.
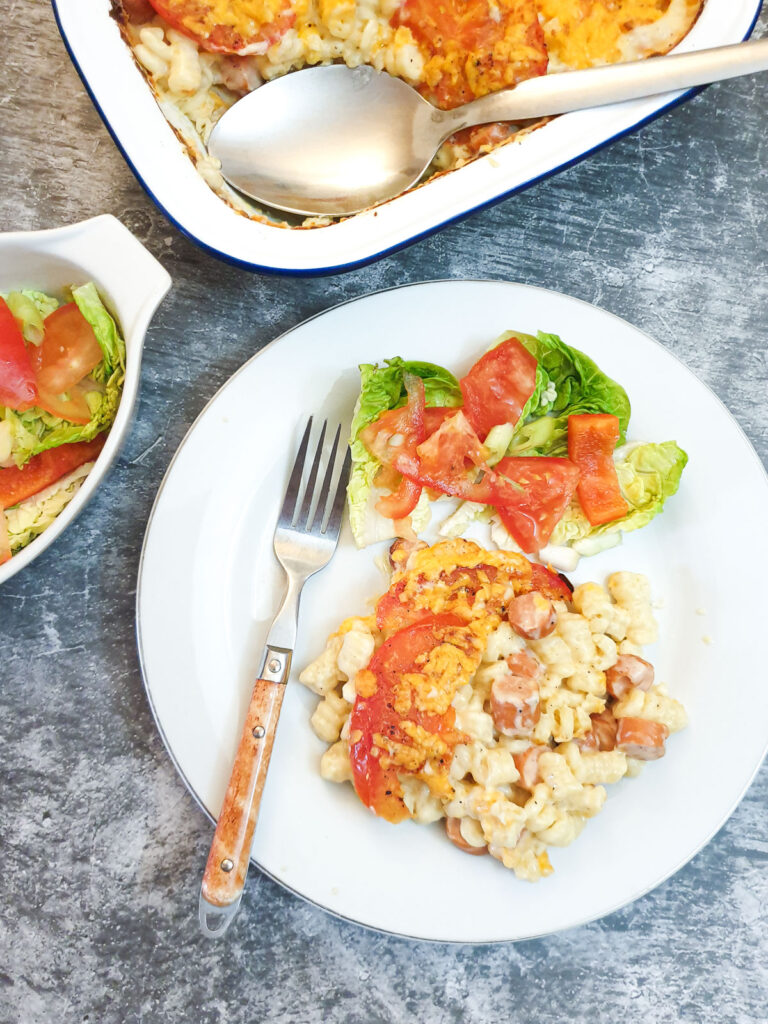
[53,1,762,276]
[136,279,768,943]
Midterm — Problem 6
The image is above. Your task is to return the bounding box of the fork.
[198,417,351,938]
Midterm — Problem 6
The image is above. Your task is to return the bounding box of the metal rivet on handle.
[268,657,281,673]
[252,725,265,739]
[220,859,234,873]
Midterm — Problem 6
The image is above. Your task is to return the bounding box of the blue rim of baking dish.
[52,1,762,277]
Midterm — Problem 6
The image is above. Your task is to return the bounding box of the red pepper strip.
[567,413,628,526]
[0,435,106,509]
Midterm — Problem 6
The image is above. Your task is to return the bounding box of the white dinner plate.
[55,0,761,274]
[137,281,768,942]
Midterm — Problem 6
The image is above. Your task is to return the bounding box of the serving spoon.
[209,38,768,218]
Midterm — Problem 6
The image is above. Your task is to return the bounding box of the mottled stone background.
[2,2,767,1021]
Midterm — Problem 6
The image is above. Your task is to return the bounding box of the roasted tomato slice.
[459,337,538,441]
[494,456,580,552]
[391,0,547,109]
[567,413,629,526]
[349,615,477,823]
[145,0,296,54]
[0,297,38,409]
[528,562,573,603]
[0,436,106,510]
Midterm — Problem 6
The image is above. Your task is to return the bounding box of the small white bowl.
[0,215,171,584]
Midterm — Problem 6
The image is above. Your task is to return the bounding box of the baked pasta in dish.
[113,0,704,223]
[299,538,687,880]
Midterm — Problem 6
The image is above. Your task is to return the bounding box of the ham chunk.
[577,709,619,752]
[605,655,655,699]
[445,817,487,855]
[491,672,540,737]
[513,745,543,789]
[508,592,557,640]
[616,717,668,760]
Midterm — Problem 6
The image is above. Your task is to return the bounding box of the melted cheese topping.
[539,0,702,70]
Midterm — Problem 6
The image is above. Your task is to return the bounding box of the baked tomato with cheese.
[392,0,547,108]
[145,0,295,54]
[349,615,480,822]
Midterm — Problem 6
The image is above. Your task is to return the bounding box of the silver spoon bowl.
[209,38,768,218]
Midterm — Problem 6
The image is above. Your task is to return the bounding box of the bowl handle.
[26,214,172,337]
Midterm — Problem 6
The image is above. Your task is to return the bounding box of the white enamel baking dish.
[53,0,761,275]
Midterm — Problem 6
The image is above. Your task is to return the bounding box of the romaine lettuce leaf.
[347,358,461,547]
[6,463,92,553]
[550,441,688,549]
[508,331,631,457]
[5,291,49,345]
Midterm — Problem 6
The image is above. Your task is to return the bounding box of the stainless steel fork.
[199,417,351,938]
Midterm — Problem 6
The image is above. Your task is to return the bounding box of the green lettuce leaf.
[508,331,631,457]
[550,441,688,550]
[5,291,52,345]
[347,358,461,547]
[6,463,92,553]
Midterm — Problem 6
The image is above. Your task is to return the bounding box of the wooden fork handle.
[200,677,286,909]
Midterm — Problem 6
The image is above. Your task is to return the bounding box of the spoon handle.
[444,37,768,129]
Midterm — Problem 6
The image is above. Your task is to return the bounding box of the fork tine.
[311,424,342,534]
[278,417,312,528]
[323,445,352,538]
[297,419,327,530]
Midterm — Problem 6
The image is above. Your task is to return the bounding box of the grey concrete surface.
[1,1,767,1021]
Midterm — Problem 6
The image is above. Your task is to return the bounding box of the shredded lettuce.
[550,441,688,549]
[5,292,46,345]
[348,358,461,547]
[6,463,92,553]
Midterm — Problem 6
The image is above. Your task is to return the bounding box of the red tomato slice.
[494,456,580,552]
[349,615,472,823]
[35,303,103,396]
[567,414,629,526]
[391,0,547,109]
[459,337,538,441]
[146,0,296,53]
[0,436,106,510]
[423,407,459,435]
[406,410,494,502]
[361,375,426,520]
[0,297,38,409]
[34,384,93,426]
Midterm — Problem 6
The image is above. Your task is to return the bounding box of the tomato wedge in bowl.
[0,215,171,582]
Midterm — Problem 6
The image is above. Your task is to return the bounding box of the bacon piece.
[507,591,556,640]
[605,655,655,699]
[616,718,668,760]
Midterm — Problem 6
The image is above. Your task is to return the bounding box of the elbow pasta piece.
[613,686,688,733]
[400,778,445,824]
[559,741,629,785]
[556,611,598,665]
[298,634,345,695]
[571,582,630,640]
[489,831,552,881]
[528,633,576,679]
[319,740,353,783]
[607,572,658,645]
[564,664,607,697]
[451,741,520,788]
[483,622,526,663]
[310,690,352,744]
[337,625,376,681]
